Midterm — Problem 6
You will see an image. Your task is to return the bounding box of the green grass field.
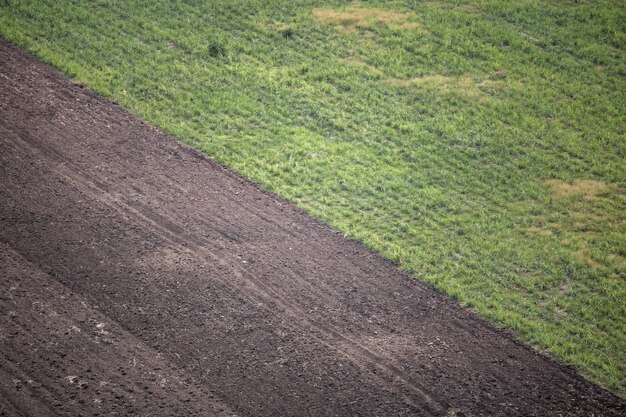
[1,0,624,395]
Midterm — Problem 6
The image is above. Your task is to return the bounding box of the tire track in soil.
[1,39,625,416]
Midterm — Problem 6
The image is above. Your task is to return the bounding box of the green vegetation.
[1,0,624,395]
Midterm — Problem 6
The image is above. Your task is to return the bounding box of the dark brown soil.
[0,39,624,417]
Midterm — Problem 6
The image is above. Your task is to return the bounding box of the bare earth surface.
[0,39,624,416]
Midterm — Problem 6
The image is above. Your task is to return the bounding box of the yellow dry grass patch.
[561,229,625,271]
[608,254,626,269]
[527,188,624,272]
[312,7,427,32]
[546,179,610,200]
[559,236,601,270]
[384,74,501,102]
[574,249,603,269]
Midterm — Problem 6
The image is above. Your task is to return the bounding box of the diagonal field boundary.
[1,39,624,416]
